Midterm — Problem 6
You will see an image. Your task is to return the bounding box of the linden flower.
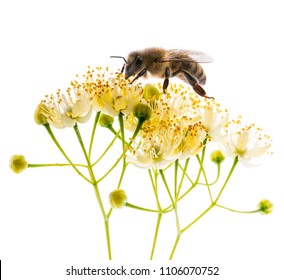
[84,67,143,117]
[127,125,183,169]
[177,122,207,160]
[155,83,201,118]
[39,81,92,128]
[221,119,271,164]
[197,100,229,142]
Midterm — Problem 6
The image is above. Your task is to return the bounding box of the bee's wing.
[160,49,213,63]
[184,50,213,63]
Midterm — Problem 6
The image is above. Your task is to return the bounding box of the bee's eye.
[135,56,143,66]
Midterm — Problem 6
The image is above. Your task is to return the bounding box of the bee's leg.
[163,67,170,92]
[114,64,125,75]
[130,68,147,84]
[120,63,125,74]
[182,71,207,97]
[172,70,213,99]
[110,56,127,74]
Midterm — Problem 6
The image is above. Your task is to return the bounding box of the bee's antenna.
[110,56,128,64]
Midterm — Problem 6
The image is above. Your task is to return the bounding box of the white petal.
[114,96,128,111]
[77,108,93,123]
[203,106,214,129]
[126,154,153,169]
[72,100,86,118]
[152,159,173,169]
[47,119,65,129]
[247,146,270,157]
[61,114,76,127]
[236,131,249,152]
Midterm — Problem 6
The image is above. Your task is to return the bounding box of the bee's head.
[125,52,143,79]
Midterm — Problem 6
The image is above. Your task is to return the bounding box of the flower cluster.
[125,83,271,168]
[12,66,273,260]
[35,67,144,128]
[34,67,271,168]
[84,67,144,117]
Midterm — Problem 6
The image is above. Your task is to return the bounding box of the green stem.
[181,205,214,233]
[215,204,261,214]
[174,160,178,198]
[149,169,162,210]
[196,154,213,203]
[149,169,163,260]
[73,123,112,260]
[159,169,175,206]
[169,160,182,260]
[116,162,128,189]
[150,213,162,260]
[97,153,125,183]
[199,163,221,186]
[125,203,164,213]
[118,113,125,150]
[88,111,101,160]
[174,161,181,233]
[177,158,189,197]
[108,126,123,140]
[196,144,206,183]
[111,113,128,193]
[28,163,87,168]
[163,161,175,172]
[214,163,221,185]
[169,234,181,260]
[214,156,238,203]
[43,124,91,184]
[92,131,120,167]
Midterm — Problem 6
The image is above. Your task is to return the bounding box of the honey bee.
[111,47,213,98]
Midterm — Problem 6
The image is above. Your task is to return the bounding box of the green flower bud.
[258,199,273,214]
[109,189,127,209]
[143,84,161,100]
[133,103,152,121]
[10,155,28,174]
[210,150,225,164]
[99,114,114,128]
[34,104,48,125]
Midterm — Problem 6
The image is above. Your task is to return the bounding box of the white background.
[0,0,284,279]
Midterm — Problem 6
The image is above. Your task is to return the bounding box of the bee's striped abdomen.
[188,62,206,85]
